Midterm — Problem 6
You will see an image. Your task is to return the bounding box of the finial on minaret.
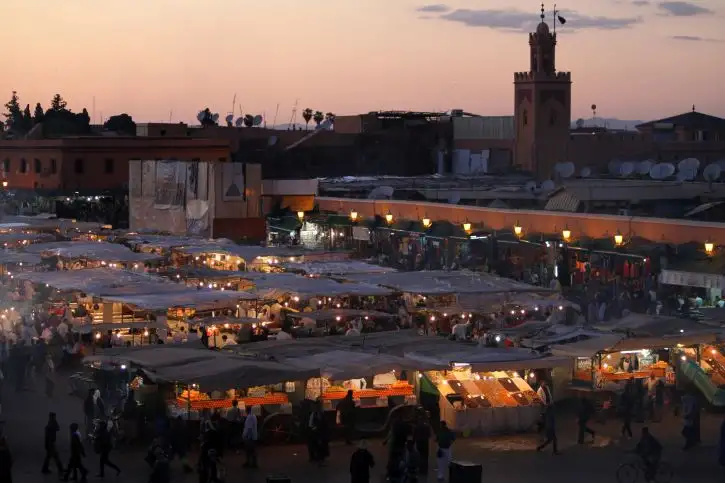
[541,3,545,21]
[692,104,696,112]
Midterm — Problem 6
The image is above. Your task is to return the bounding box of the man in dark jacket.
[577,395,596,444]
[95,423,120,477]
[338,390,356,445]
[42,412,64,475]
[349,439,375,483]
[413,411,431,474]
[63,423,88,482]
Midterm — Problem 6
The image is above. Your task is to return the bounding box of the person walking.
[435,421,455,481]
[349,439,375,483]
[338,390,356,445]
[225,400,242,452]
[43,353,55,398]
[413,410,432,474]
[536,406,560,455]
[577,395,596,444]
[682,390,698,450]
[241,406,258,469]
[82,390,95,440]
[169,416,193,473]
[41,412,64,475]
[63,423,88,482]
[94,422,120,477]
[404,439,421,483]
[620,379,635,439]
[0,437,13,483]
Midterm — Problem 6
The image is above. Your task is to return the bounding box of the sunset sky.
[2,0,723,124]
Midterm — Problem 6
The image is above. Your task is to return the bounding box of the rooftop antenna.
[168,110,173,122]
[553,4,556,34]
[289,99,299,130]
[231,94,237,118]
[263,111,267,128]
[92,96,96,125]
[591,104,597,125]
[272,103,280,128]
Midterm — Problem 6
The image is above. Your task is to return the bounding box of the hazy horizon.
[2,0,723,125]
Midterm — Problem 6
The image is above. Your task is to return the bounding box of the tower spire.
[541,3,545,21]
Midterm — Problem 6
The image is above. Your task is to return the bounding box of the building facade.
[129,159,265,241]
[0,137,233,193]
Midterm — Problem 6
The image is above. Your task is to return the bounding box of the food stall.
[400,341,570,435]
[287,309,397,337]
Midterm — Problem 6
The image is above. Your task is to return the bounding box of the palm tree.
[313,111,324,128]
[302,108,313,130]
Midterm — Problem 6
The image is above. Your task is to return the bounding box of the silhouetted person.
[349,440,375,483]
[63,423,87,482]
[94,423,120,477]
[0,437,12,483]
[338,390,356,445]
[577,395,596,444]
[42,412,64,475]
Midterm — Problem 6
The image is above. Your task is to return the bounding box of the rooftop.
[636,111,725,131]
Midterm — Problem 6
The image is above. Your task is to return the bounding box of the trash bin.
[449,461,482,483]
[266,476,291,483]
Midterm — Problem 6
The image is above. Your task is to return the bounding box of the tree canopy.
[103,113,136,135]
[2,91,90,138]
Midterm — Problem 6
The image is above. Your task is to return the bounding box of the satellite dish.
[716,159,725,170]
[649,163,674,180]
[447,191,461,204]
[540,180,555,192]
[608,159,622,175]
[268,136,278,147]
[318,119,333,130]
[619,162,634,177]
[591,104,597,111]
[703,164,721,182]
[234,117,244,127]
[575,118,584,128]
[224,114,233,125]
[524,181,537,193]
[368,186,394,200]
[211,113,219,122]
[253,115,263,126]
[196,111,206,123]
[637,160,653,175]
[580,167,591,178]
[554,162,575,179]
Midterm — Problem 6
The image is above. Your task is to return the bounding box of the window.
[2,159,9,173]
[74,158,84,174]
[50,159,57,174]
[160,129,166,136]
[34,158,42,174]
[522,110,528,126]
[104,158,114,174]
[20,159,27,174]
[549,110,557,126]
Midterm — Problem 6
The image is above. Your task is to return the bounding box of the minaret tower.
[513,4,572,180]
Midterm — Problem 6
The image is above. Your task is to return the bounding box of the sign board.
[659,269,725,289]
[352,226,370,241]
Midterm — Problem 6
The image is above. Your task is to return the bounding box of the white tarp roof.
[0,233,55,243]
[0,251,42,266]
[16,268,181,294]
[281,261,396,276]
[404,345,572,371]
[28,242,161,263]
[287,309,394,320]
[242,273,393,298]
[549,334,625,358]
[101,290,255,311]
[290,350,428,379]
[179,244,307,262]
[343,270,556,295]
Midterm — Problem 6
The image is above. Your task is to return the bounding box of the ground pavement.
[2,373,724,483]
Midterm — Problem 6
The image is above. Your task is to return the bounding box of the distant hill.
[571,117,645,131]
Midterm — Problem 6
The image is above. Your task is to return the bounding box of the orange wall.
[317,197,725,245]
